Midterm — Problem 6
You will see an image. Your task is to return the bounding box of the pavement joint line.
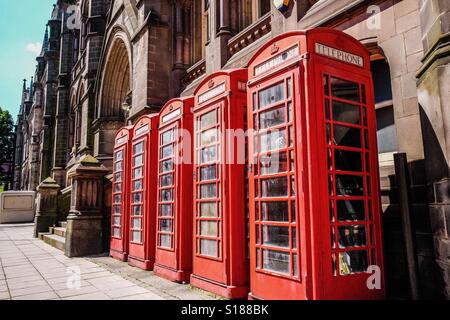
[2,229,61,300]
[0,256,11,300]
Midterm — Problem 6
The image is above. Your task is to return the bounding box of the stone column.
[417,0,450,298]
[65,155,109,257]
[34,177,60,238]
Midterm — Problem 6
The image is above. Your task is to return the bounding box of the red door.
[156,122,179,268]
[248,70,307,300]
[314,64,384,299]
[192,102,225,283]
[129,136,147,258]
[128,115,158,270]
[110,129,131,261]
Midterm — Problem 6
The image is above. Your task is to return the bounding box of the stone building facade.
[13,0,450,299]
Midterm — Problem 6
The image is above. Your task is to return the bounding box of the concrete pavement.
[0,224,214,300]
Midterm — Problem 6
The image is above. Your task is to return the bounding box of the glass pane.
[293,254,298,277]
[334,150,363,172]
[337,200,365,221]
[116,151,123,161]
[132,231,142,243]
[160,219,172,232]
[161,189,173,202]
[133,155,144,167]
[161,159,174,173]
[160,174,173,187]
[338,225,367,248]
[114,161,123,172]
[133,192,142,203]
[338,251,368,275]
[287,78,292,98]
[132,218,141,229]
[201,128,218,145]
[200,184,217,198]
[336,175,364,196]
[201,110,217,129]
[114,195,122,204]
[113,216,120,226]
[261,201,289,222]
[292,227,297,249]
[331,77,360,102]
[160,235,172,248]
[113,228,120,238]
[324,75,329,96]
[200,221,217,237]
[333,125,361,148]
[259,83,285,109]
[114,183,122,192]
[133,142,143,154]
[115,173,122,182]
[261,177,288,197]
[114,206,121,214]
[263,250,290,275]
[133,167,142,179]
[200,202,217,217]
[200,239,218,257]
[132,205,142,216]
[133,180,142,191]
[288,102,293,122]
[200,165,217,181]
[161,145,173,159]
[259,105,286,129]
[160,204,172,217]
[201,146,217,163]
[162,130,173,145]
[333,100,361,125]
[260,152,288,175]
[260,129,287,152]
[262,226,289,248]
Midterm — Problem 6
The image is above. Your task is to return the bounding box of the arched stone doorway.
[95,36,132,169]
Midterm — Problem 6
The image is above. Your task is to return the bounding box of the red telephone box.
[128,114,159,270]
[110,126,133,261]
[154,97,194,283]
[246,29,385,300]
[190,69,248,298]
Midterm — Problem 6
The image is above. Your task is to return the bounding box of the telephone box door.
[248,70,306,299]
[110,127,132,262]
[315,64,384,299]
[128,115,158,270]
[193,102,226,284]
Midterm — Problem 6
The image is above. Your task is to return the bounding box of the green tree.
[0,107,15,190]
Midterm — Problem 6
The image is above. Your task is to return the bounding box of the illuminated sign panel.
[315,43,364,67]
[254,45,299,76]
[198,83,226,104]
[162,109,181,123]
[135,124,149,137]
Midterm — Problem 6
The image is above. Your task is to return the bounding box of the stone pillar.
[65,155,109,257]
[417,0,450,299]
[34,177,60,238]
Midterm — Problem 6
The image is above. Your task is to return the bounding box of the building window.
[258,0,271,17]
[376,107,397,154]
[371,59,398,161]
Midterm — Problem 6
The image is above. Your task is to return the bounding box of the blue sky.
[0,0,56,118]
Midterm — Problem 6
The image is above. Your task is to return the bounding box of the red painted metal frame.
[247,29,385,300]
[127,114,159,270]
[154,97,195,283]
[190,69,249,299]
[110,126,133,262]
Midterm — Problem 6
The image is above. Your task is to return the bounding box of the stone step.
[38,232,51,241]
[42,233,66,252]
[59,221,67,228]
[52,227,66,238]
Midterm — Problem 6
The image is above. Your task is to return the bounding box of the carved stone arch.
[98,26,133,119]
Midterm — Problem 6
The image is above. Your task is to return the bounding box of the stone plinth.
[34,178,60,238]
[65,155,109,257]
